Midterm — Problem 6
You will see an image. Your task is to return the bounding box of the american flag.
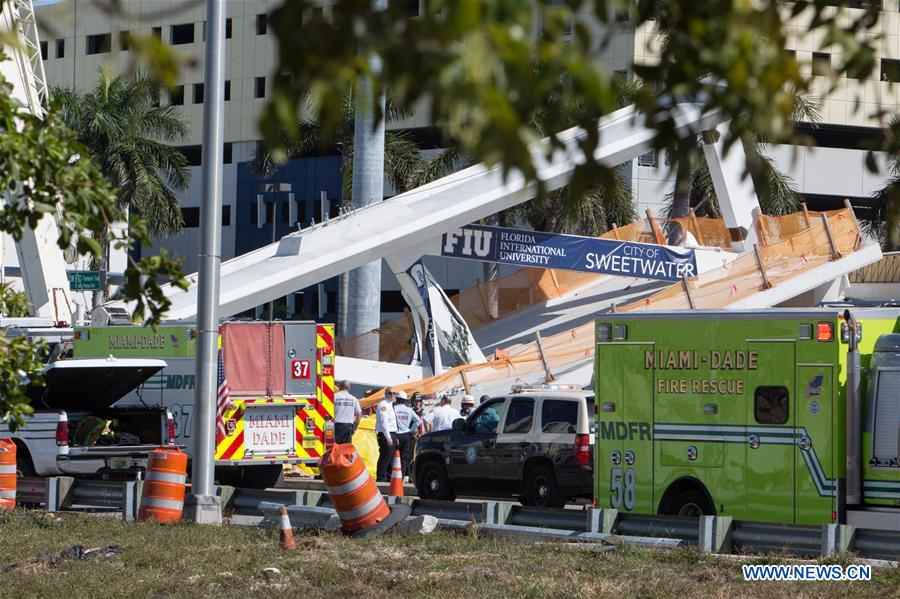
[216,349,231,443]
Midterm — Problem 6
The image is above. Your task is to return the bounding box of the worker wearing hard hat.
[375,387,398,482]
[392,390,421,480]
[460,395,476,417]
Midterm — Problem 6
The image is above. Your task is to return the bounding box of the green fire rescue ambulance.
[594,308,900,530]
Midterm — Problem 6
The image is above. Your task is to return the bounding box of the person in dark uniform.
[392,391,421,480]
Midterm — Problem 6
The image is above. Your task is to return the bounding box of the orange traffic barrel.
[320,444,390,533]
[138,447,187,523]
[0,439,15,510]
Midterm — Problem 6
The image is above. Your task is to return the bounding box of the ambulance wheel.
[416,461,455,501]
[523,465,564,508]
[670,489,713,518]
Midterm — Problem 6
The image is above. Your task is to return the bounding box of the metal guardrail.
[852,528,900,561]
[17,476,141,520]
[731,522,822,557]
[14,478,900,562]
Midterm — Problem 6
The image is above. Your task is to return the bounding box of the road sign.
[67,270,101,291]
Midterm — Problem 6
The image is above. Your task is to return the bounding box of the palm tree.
[55,71,190,305]
[870,115,899,250]
[663,95,823,221]
[253,94,461,198]
[55,71,190,236]
[253,94,465,336]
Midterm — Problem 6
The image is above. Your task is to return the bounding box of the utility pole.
[186,0,225,525]
[341,0,387,357]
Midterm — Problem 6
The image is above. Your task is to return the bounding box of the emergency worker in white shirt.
[375,387,398,481]
[332,380,362,444]
[426,395,462,432]
[392,390,421,479]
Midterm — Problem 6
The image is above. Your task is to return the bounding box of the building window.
[55,39,64,59]
[882,59,900,83]
[40,40,47,60]
[280,202,291,223]
[812,52,830,73]
[265,203,274,224]
[169,85,185,106]
[181,207,200,228]
[222,205,231,227]
[152,26,162,39]
[177,145,202,166]
[295,202,306,224]
[250,204,258,225]
[120,31,130,51]
[754,386,789,425]
[193,83,204,104]
[86,33,111,55]
[615,10,630,22]
[638,151,657,168]
[223,142,233,164]
[224,80,231,101]
[254,77,266,98]
[171,23,194,45]
[256,14,268,35]
[226,17,232,39]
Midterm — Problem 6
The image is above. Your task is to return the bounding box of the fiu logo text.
[442,228,493,258]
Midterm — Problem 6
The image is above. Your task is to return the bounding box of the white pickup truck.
[1,358,176,478]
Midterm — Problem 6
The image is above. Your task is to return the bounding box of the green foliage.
[252,94,459,200]
[261,1,880,203]
[54,71,190,237]
[0,284,29,318]
[0,59,185,424]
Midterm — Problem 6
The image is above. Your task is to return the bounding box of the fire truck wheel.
[416,461,455,501]
[670,488,714,517]
[523,465,564,508]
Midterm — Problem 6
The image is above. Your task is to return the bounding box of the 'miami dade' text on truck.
[594,308,899,531]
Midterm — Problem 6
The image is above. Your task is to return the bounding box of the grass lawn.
[0,510,896,598]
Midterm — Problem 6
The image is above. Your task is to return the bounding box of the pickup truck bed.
[2,358,176,479]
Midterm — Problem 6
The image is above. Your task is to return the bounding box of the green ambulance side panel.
[595,313,840,525]
[73,326,196,359]
[595,343,654,513]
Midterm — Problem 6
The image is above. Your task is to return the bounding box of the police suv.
[411,386,594,507]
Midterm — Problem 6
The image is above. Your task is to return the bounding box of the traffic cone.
[389,450,404,497]
[278,505,296,550]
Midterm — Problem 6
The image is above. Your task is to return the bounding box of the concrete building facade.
[32,0,897,326]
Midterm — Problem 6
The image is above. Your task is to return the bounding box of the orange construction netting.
[356,207,863,408]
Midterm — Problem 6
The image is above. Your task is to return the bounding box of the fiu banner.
[441,225,697,282]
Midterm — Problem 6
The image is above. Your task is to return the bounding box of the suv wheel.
[523,465,564,508]
[416,461,455,501]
